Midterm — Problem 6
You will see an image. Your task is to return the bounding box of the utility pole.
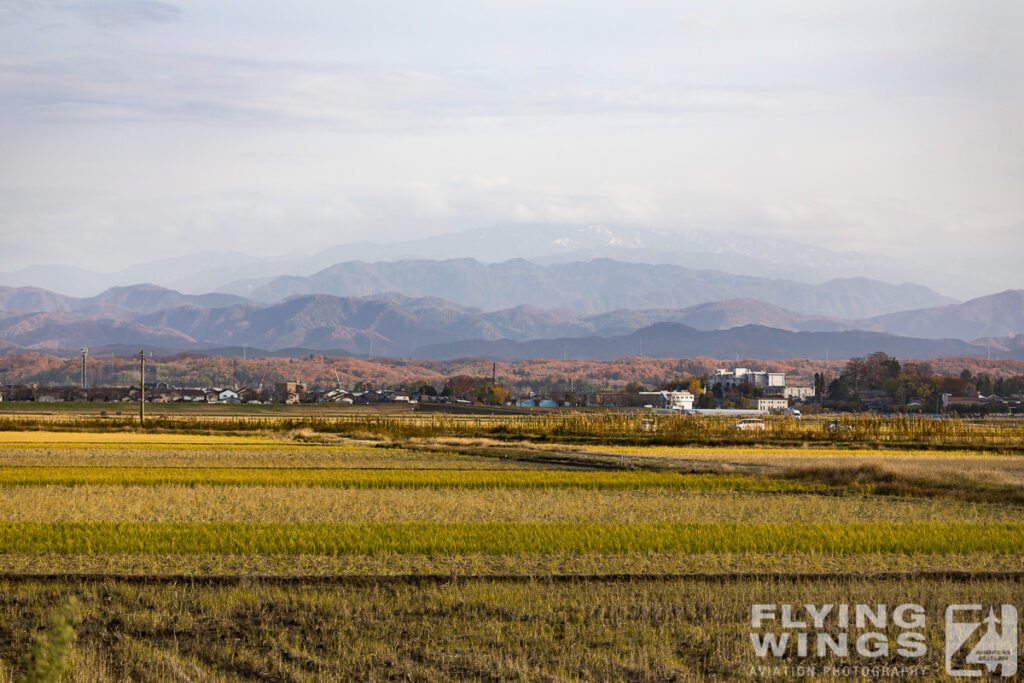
[137,350,146,426]
[80,347,88,391]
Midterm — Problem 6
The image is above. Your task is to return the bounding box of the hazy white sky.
[1,0,1022,274]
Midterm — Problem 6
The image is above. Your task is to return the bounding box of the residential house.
[178,389,208,403]
[274,382,307,404]
[36,387,66,402]
[218,389,240,404]
[319,389,354,403]
[238,388,260,403]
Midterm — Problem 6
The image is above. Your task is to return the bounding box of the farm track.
[407,441,776,474]
[2,570,1024,585]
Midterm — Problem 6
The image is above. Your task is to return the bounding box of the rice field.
[2,520,1024,555]
[1,576,1020,681]
[5,551,1024,579]
[0,465,816,491]
[0,427,1021,680]
[3,411,1023,449]
[2,485,1016,524]
[0,445,527,470]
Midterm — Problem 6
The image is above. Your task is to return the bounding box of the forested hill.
[3,351,1023,393]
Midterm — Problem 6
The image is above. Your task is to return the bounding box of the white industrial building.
[782,385,815,400]
[754,397,789,411]
[638,391,694,411]
[706,368,785,390]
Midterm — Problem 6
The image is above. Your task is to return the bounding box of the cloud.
[0,0,1020,293]
[72,1,183,27]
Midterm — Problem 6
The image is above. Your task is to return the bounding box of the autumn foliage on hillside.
[2,351,1023,392]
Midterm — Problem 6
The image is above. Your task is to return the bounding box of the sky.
[1,1,1022,282]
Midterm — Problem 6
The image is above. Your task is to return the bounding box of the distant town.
[3,352,1021,416]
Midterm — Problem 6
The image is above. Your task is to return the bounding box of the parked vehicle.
[826,419,852,432]
[733,418,766,431]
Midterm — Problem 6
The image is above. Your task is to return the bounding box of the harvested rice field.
[0,429,1021,681]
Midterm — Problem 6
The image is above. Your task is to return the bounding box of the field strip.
[0,522,1021,554]
[0,465,557,471]
[0,466,814,490]
[0,431,277,445]
[0,438,391,452]
[1,570,1023,585]
[0,448,519,470]
[0,441,357,450]
[0,485,1013,524]
[3,551,1019,576]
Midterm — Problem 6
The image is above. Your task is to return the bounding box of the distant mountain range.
[1,282,1022,361]
[866,290,1024,340]
[221,258,955,319]
[2,224,1011,299]
[0,284,247,315]
[412,323,1015,362]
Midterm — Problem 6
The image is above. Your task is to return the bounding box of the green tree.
[813,372,826,398]
[827,377,852,401]
[18,597,81,683]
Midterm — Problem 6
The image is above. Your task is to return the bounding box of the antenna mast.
[80,347,88,391]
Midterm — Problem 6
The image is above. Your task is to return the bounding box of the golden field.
[0,418,1020,680]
